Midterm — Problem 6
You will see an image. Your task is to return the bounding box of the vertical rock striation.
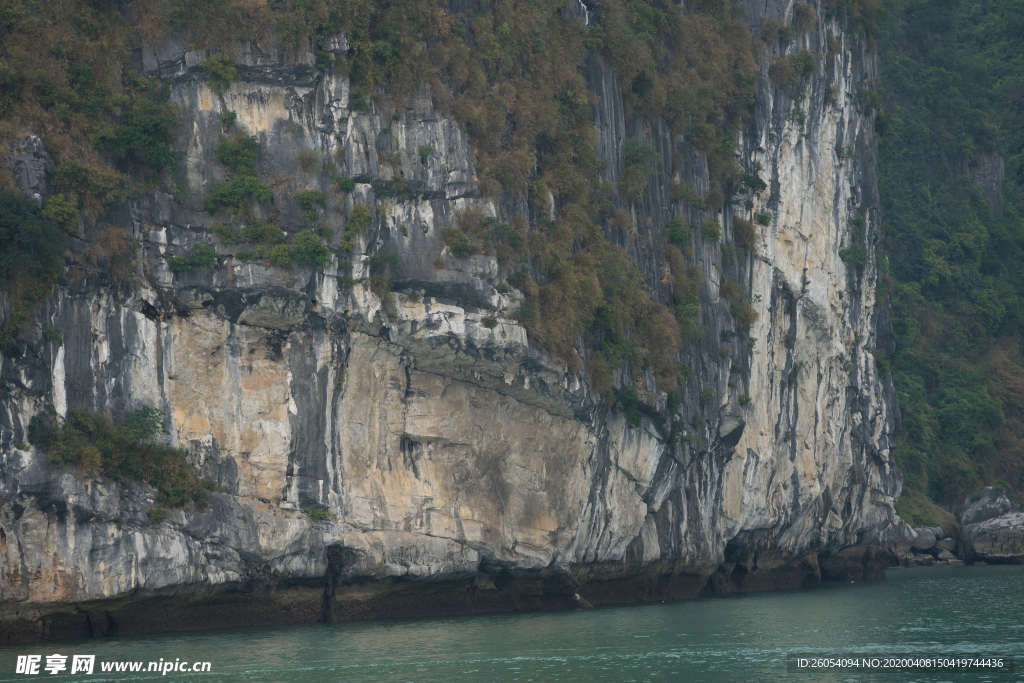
[0,2,905,642]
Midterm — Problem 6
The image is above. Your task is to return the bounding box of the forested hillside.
[879,0,1024,521]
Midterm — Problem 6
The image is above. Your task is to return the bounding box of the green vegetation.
[202,54,239,93]
[701,217,721,241]
[879,0,1024,504]
[615,386,644,428]
[296,149,319,175]
[28,406,206,509]
[0,193,69,348]
[671,182,706,208]
[291,230,333,266]
[269,244,292,268]
[365,252,399,311]
[0,0,805,426]
[0,0,776,399]
[91,77,179,169]
[206,136,273,214]
[618,138,661,204]
[719,277,758,328]
[666,217,692,246]
[41,194,78,233]
[295,189,326,224]
[596,0,757,200]
[236,229,331,269]
[42,327,64,345]
[0,0,173,351]
[733,216,757,254]
[439,209,528,266]
[338,204,372,251]
[306,505,331,521]
[168,241,218,275]
[441,227,473,258]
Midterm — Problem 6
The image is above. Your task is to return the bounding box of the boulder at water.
[958,488,1024,564]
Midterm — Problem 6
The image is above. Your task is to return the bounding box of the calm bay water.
[2,565,1023,683]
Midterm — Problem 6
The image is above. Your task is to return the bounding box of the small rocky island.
[893,488,1024,568]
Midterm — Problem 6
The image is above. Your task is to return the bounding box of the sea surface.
[2,564,1023,683]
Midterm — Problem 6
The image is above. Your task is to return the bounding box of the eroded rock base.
[0,550,891,644]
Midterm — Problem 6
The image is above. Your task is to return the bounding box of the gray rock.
[970,152,1004,217]
[911,553,935,567]
[910,527,937,550]
[236,292,309,330]
[936,537,957,552]
[959,511,1024,564]
[937,549,956,561]
[5,133,54,204]
[959,487,1018,526]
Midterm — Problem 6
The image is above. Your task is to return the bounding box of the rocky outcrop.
[890,526,965,568]
[958,488,1024,564]
[4,133,53,205]
[0,3,905,643]
[969,153,1005,218]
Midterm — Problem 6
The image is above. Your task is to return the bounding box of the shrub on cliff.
[92,96,180,169]
[295,190,326,224]
[28,406,206,510]
[337,204,373,251]
[0,193,69,348]
[666,217,692,246]
[793,3,818,32]
[291,230,333,267]
[618,139,661,204]
[701,217,721,241]
[206,136,273,215]
[768,58,793,86]
[202,54,238,94]
[440,228,474,257]
[733,216,757,254]
[168,241,218,275]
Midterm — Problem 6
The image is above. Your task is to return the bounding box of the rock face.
[958,488,1024,564]
[0,5,904,642]
[4,133,54,205]
[909,526,940,551]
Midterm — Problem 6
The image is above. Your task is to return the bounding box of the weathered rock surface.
[4,133,54,205]
[958,488,1024,564]
[910,527,939,551]
[960,487,1018,526]
[0,5,906,642]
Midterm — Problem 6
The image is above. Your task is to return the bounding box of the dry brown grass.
[768,58,793,86]
[733,216,758,255]
[74,227,136,280]
[793,3,818,32]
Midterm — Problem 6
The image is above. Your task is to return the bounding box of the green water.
[2,565,1023,682]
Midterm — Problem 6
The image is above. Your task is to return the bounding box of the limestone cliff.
[0,1,905,642]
